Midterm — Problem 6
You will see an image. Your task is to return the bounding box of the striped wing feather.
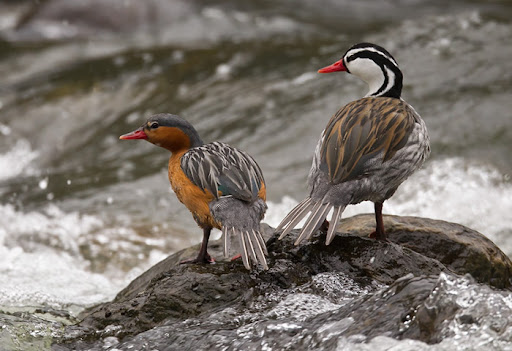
[181,142,265,202]
[321,97,415,184]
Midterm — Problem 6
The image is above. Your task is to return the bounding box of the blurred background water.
[0,0,511,349]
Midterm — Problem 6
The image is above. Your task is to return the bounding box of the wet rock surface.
[55,215,512,350]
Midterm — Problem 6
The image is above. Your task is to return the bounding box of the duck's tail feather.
[276,197,346,245]
[326,205,345,245]
[276,197,316,240]
[213,197,268,270]
[224,227,268,270]
[294,202,331,245]
[275,197,313,233]
[222,226,231,258]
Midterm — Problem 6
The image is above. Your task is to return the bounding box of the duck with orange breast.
[276,43,430,244]
[120,114,268,270]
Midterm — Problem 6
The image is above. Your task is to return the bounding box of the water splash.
[0,140,39,181]
[0,204,166,310]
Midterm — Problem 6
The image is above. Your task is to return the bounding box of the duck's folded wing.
[321,98,416,184]
[181,142,265,202]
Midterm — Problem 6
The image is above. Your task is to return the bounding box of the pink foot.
[230,254,242,261]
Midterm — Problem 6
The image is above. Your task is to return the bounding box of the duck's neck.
[167,139,202,157]
[189,133,204,148]
[156,128,204,154]
[364,63,403,99]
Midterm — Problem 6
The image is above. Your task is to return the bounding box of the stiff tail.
[326,205,345,245]
[276,197,315,240]
[294,202,331,245]
[222,226,268,270]
[275,197,346,245]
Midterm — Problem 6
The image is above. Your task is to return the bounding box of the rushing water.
[0,0,511,349]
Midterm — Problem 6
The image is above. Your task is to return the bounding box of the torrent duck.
[120,114,268,270]
[276,42,430,244]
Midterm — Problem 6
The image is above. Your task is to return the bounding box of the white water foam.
[386,158,512,253]
[334,273,512,351]
[0,139,39,181]
[0,203,165,311]
[221,273,512,351]
[266,158,512,256]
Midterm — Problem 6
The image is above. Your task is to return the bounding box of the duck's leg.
[181,227,215,264]
[369,202,387,241]
[319,219,330,234]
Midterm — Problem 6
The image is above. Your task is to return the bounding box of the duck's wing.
[181,142,265,202]
[320,97,416,184]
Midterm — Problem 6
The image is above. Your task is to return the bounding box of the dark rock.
[339,215,512,289]
[55,215,512,350]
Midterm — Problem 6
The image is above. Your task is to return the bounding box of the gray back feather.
[181,142,265,202]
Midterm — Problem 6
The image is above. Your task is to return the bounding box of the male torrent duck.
[276,42,430,244]
[120,114,268,270]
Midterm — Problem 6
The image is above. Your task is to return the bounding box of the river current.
[0,1,511,349]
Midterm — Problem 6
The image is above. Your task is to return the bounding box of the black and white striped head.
[318,43,403,99]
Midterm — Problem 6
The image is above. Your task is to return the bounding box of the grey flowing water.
[0,0,511,349]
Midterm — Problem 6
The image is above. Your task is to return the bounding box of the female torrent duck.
[120,114,268,270]
[277,42,430,244]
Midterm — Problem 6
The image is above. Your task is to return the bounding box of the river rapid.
[0,0,511,349]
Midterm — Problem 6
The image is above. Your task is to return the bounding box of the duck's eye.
[150,122,159,129]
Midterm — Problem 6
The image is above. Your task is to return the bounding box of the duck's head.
[318,42,403,99]
[119,113,203,153]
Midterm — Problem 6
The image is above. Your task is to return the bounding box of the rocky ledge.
[55,215,512,350]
